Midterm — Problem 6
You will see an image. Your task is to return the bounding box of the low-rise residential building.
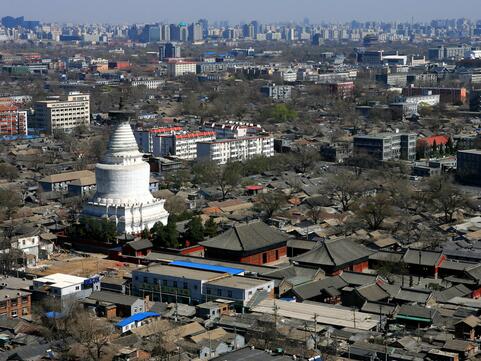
[39,170,95,192]
[84,291,145,318]
[32,273,100,310]
[197,136,274,164]
[0,289,31,319]
[353,132,416,161]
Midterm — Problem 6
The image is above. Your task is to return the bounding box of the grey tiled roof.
[200,221,287,252]
[293,238,373,267]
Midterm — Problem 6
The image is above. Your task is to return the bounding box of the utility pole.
[174,290,178,322]
[313,313,318,351]
[353,308,356,329]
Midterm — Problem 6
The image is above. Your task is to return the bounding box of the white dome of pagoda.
[83,121,169,234]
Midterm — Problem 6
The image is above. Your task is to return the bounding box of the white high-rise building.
[83,122,169,234]
[34,92,90,134]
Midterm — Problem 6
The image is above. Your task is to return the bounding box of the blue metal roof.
[45,311,64,319]
[169,260,244,275]
[116,312,160,327]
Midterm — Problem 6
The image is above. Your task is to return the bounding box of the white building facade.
[34,92,90,133]
[152,131,216,159]
[197,136,275,164]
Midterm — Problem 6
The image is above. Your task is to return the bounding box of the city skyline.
[3,0,481,24]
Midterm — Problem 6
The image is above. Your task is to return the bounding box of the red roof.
[149,126,183,133]
[245,185,263,191]
[175,131,216,139]
[418,135,449,146]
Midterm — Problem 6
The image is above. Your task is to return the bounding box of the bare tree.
[71,309,114,361]
[256,191,288,219]
[425,175,466,223]
[354,192,394,230]
[307,206,324,224]
[193,160,242,200]
[323,170,369,212]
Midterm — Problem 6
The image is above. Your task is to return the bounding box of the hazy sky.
[3,0,481,24]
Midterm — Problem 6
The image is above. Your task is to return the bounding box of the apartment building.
[0,105,27,136]
[134,126,183,153]
[203,122,264,139]
[0,289,31,319]
[402,86,467,105]
[353,132,416,161]
[153,131,216,159]
[166,60,197,77]
[197,136,275,164]
[34,92,90,133]
[131,79,165,89]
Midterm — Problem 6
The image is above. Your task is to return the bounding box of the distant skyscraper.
[161,24,171,41]
[142,25,160,43]
[159,42,181,61]
[198,18,209,38]
[188,23,203,42]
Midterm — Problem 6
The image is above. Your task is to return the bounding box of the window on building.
[227,290,233,298]
[217,289,222,296]
[207,288,211,295]
[163,280,167,286]
[143,277,148,283]
[173,281,177,288]
[183,282,188,289]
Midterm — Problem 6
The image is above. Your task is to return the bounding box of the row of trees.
[190,151,322,201]
[319,170,467,232]
[147,215,219,249]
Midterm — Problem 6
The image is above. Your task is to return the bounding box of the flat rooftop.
[144,252,274,274]
[459,149,481,155]
[252,299,379,331]
[34,273,87,288]
[136,264,220,281]
[207,276,271,289]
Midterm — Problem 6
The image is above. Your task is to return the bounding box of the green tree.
[262,104,298,122]
[185,216,205,244]
[204,217,218,238]
[151,217,179,248]
[446,137,454,155]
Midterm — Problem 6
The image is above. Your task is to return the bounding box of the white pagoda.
[83,121,169,234]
